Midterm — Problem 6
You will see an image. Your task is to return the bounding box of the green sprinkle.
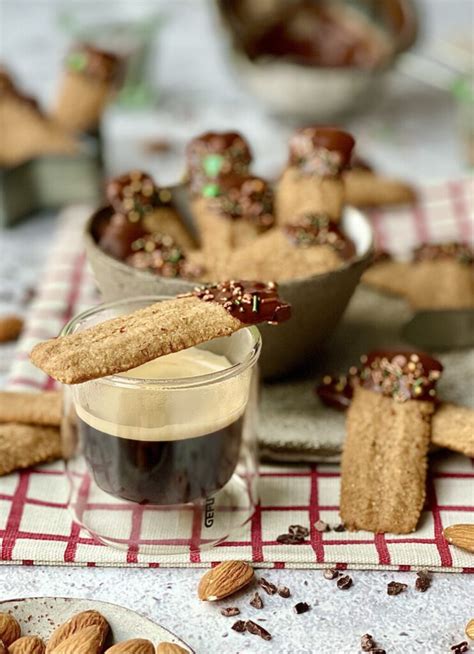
[67,52,88,72]
[203,154,225,178]
[252,294,260,313]
[202,183,221,198]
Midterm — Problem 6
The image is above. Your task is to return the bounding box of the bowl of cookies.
[85,128,374,378]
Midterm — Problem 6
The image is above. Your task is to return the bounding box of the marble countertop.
[1,1,473,652]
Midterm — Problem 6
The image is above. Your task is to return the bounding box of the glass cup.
[62,297,261,555]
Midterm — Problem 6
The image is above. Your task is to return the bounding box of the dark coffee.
[79,416,243,505]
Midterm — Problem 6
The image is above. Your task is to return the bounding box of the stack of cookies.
[0,391,63,476]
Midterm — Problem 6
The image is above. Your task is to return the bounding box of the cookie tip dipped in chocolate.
[276,126,355,225]
[340,350,443,534]
[30,281,291,384]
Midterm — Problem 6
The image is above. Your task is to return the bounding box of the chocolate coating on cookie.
[0,67,15,95]
[127,232,201,279]
[413,242,473,265]
[187,131,252,186]
[106,171,171,222]
[98,213,148,260]
[360,350,443,403]
[65,44,121,82]
[207,173,274,228]
[188,280,291,325]
[289,127,355,176]
[316,367,359,410]
[284,213,355,259]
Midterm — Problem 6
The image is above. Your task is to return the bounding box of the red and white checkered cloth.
[1,179,473,571]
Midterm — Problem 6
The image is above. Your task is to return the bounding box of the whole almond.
[104,640,154,654]
[156,644,188,654]
[466,618,474,640]
[443,524,474,553]
[0,315,23,343]
[198,560,254,601]
[48,625,104,654]
[0,614,21,646]
[8,635,45,654]
[46,611,109,652]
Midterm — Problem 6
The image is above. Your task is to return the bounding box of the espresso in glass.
[75,347,248,505]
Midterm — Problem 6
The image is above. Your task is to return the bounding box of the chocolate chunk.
[451,642,469,653]
[387,581,408,596]
[245,620,272,641]
[277,585,291,598]
[415,569,432,592]
[336,575,353,590]
[314,519,329,533]
[323,568,339,580]
[231,620,246,633]
[258,577,277,595]
[293,602,311,614]
[289,524,310,538]
[361,634,377,651]
[221,607,240,617]
[276,533,305,544]
[250,592,264,609]
[333,523,346,532]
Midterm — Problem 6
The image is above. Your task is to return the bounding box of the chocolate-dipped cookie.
[191,172,274,253]
[340,351,443,534]
[276,126,355,225]
[0,70,77,166]
[52,43,122,133]
[186,131,252,195]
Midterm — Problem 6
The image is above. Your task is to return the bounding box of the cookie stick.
[30,281,291,384]
[432,403,474,458]
[344,168,417,207]
[0,391,62,426]
[340,351,443,534]
[52,44,121,133]
[191,174,274,253]
[405,259,474,309]
[275,127,355,225]
[362,258,412,298]
[0,424,62,476]
[0,80,77,167]
[218,214,354,283]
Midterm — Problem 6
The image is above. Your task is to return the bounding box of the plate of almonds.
[0,597,193,653]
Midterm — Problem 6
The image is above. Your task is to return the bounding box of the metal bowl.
[84,185,374,379]
[214,0,418,120]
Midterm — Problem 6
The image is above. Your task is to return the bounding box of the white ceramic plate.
[0,597,194,652]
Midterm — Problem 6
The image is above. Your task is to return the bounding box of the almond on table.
[198,560,254,601]
[0,315,23,343]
